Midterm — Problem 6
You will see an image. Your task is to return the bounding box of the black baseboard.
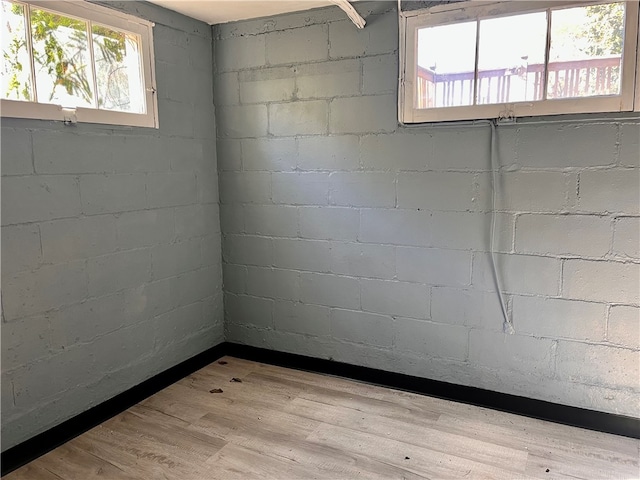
[1,342,228,476]
[226,343,640,440]
[3,341,638,476]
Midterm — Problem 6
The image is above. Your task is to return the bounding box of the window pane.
[477,12,547,104]
[1,1,33,101]
[92,24,144,113]
[548,3,625,99]
[416,21,477,108]
[30,7,95,108]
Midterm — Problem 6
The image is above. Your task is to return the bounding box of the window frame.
[1,0,158,128]
[399,0,640,124]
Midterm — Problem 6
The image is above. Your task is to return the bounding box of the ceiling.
[146,1,336,25]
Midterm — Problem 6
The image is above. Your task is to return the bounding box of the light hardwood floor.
[5,356,639,479]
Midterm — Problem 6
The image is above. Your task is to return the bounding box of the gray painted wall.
[1,2,223,449]
[214,2,640,417]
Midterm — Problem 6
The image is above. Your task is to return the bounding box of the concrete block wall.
[214,2,640,416]
[1,2,222,449]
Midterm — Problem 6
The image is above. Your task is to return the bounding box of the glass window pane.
[30,7,95,108]
[548,3,625,99]
[1,1,33,101]
[477,12,547,105]
[416,21,477,108]
[92,24,144,113]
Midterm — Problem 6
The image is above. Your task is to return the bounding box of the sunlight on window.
[548,3,624,99]
[1,0,33,101]
[92,24,144,113]
[417,21,477,108]
[477,12,547,104]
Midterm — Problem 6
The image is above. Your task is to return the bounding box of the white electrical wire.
[489,120,514,334]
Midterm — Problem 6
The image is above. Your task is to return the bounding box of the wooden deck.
[5,356,639,479]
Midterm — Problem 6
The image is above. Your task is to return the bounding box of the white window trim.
[399,0,640,124]
[1,0,158,128]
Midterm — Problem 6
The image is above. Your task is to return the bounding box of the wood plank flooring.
[5,356,639,479]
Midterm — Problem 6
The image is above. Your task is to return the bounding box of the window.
[399,1,640,123]
[1,0,157,127]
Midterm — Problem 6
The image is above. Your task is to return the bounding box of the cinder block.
[362,54,398,95]
[79,174,146,215]
[266,24,328,65]
[297,135,359,171]
[225,293,273,328]
[330,242,395,279]
[329,95,397,134]
[163,136,204,173]
[220,204,244,234]
[613,217,640,258]
[88,249,151,296]
[49,293,126,349]
[272,172,329,205]
[110,135,168,173]
[469,329,555,377]
[220,172,271,204]
[397,172,480,211]
[329,14,397,58]
[2,175,81,225]
[157,99,194,138]
[175,203,219,241]
[246,266,300,301]
[216,139,242,171]
[563,259,639,304]
[3,261,88,320]
[361,133,433,171]
[2,314,51,367]
[1,128,33,175]
[331,309,393,347]
[242,138,297,171]
[173,265,221,307]
[296,59,360,99]
[41,215,117,264]
[223,264,246,294]
[396,247,471,287]
[361,279,430,319]
[556,341,639,390]
[147,172,197,208]
[244,204,298,237]
[124,278,175,321]
[512,296,606,341]
[223,234,273,266]
[500,171,573,213]
[518,124,617,168]
[215,35,265,72]
[359,208,431,247]
[431,287,505,329]
[150,239,202,280]
[274,238,331,272]
[395,318,468,361]
[33,131,112,174]
[472,253,560,296]
[269,101,328,136]
[217,105,268,139]
[430,212,489,251]
[299,206,359,241]
[329,172,396,207]
[240,73,296,104]
[154,302,205,349]
[515,214,612,257]
[201,234,223,267]
[608,305,640,349]
[300,272,360,309]
[274,300,330,336]
[578,169,640,215]
[1,225,41,274]
[618,123,640,167]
